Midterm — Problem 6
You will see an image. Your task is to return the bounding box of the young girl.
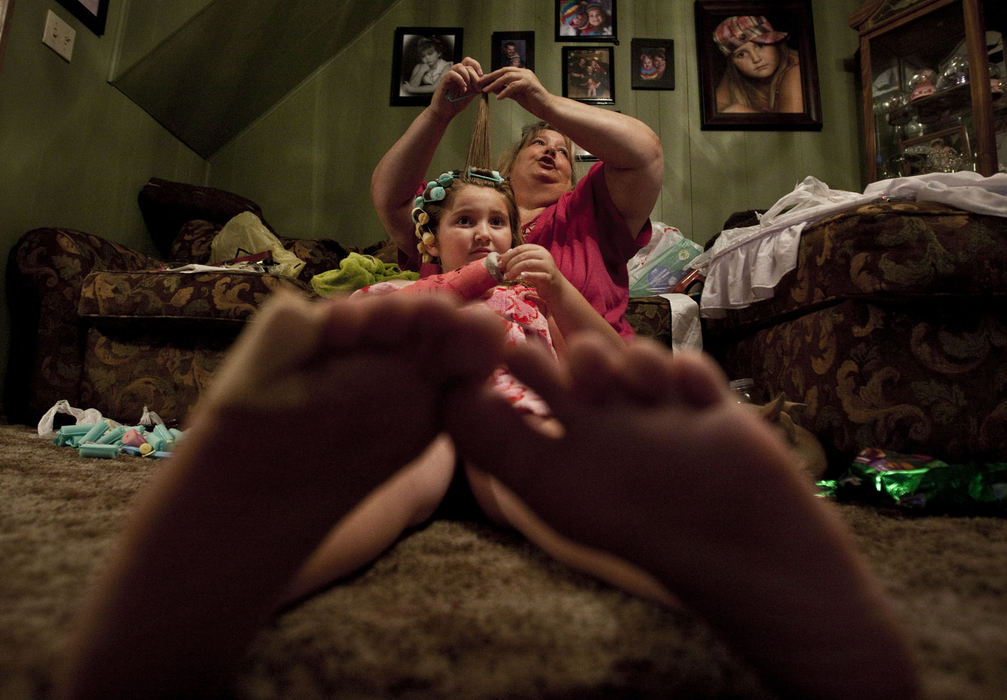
[284,159,668,607]
[713,15,803,114]
[402,36,452,95]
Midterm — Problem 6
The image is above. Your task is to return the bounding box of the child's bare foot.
[445,336,919,700]
[56,291,505,698]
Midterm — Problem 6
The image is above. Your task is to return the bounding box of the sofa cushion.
[704,200,1007,335]
[78,269,312,323]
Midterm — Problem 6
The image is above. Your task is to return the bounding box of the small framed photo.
[491,31,535,71]
[631,38,674,90]
[555,0,617,43]
[56,0,108,36]
[562,46,614,104]
[695,1,822,130]
[391,27,463,107]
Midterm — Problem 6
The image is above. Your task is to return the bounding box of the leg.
[54,291,505,699]
[281,434,456,604]
[465,458,675,606]
[445,336,920,700]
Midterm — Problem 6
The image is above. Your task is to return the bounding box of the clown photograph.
[695,1,822,130]
[555,0,618,43]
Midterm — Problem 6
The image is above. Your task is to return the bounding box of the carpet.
[1,423,1005,699]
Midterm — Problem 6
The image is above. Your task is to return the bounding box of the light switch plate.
[43,9,75,62]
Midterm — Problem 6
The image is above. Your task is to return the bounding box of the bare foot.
[55,291,505,698]
[445,336,920,700]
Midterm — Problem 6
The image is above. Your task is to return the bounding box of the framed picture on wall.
[631,38,674,90]
[695,1,822,130]
[56,0,108,36]
[562,46,614,104]
[555,0,617,43]
[491,31,534,71]
[0,0,14,73]
[391,26,463,107]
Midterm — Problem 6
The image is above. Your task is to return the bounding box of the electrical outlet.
[43,9,75,62]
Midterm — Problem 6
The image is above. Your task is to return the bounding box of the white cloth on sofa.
[693,172,1007,318]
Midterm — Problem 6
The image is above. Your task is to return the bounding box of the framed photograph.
[56,0,108,36]
[562,46,614,104]
[390,27,463,107]
[631,38,674,90]
[695,1,822,130]
[0,0,14,73]
[491,31,534,71]
[555,0,617,43]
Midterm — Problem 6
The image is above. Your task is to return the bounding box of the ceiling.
[111,0,400,158]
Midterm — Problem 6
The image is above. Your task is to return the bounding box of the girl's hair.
[722,43,796,111]
[412,95,521,264]
[496,121,579,188]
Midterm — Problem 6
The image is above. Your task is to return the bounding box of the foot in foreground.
[446,336,921,700]
[54,291,505,698]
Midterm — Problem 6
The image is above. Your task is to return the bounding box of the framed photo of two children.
[695,1,822,130]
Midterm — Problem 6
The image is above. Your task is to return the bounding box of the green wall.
[0,0,206,417]
[209,0,865,250]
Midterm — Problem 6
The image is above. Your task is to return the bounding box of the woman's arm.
[500,244,624,349]
[371,59,485,256]
[479,67,663,239]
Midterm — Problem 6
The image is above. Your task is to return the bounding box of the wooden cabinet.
[850,0,1006,182]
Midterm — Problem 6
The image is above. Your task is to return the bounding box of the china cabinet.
[850,0,1006,182]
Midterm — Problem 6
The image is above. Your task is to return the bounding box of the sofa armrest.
[4,228,161,423]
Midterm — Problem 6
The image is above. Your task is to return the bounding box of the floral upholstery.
[704,201,1007,467]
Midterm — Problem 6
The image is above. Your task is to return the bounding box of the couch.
[702,199,1007,471]
[5,178,676,426]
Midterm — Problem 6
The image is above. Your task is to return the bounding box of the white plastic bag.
[210,211,306,279]
[627,222,703,298]
[37,400,107,437]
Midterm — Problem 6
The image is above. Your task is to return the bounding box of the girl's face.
[509,129,573,194]
[429,186,513,271]
[641,55,654,70]
[421,47,441,66]
[730,41,781,79]
[587,8,604,27]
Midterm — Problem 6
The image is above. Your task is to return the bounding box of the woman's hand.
[478,66,553,113]
[429,57,485,121]
[499,244,565,299]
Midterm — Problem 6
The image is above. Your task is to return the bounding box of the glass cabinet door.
[853,0,1006,182]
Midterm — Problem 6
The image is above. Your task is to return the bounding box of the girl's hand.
[430,57,484,120]
[478,66,552,112]
[499,244,565,299]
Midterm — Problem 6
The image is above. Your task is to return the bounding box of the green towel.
[310,252,419,296]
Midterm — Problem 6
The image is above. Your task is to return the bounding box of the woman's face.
[509,129,573,197]
[730,41,781,79]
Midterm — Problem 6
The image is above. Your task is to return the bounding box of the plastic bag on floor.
[37,400,106,437]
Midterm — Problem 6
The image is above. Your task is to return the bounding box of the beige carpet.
[1,423,1005,699]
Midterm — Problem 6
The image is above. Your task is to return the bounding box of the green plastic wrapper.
[817,447,1007,511]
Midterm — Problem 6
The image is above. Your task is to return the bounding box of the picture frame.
[695,1,822,131]
[562,46,615,104]
[390,26,463,107]
[0,0,14,73]
[491,31,534,72]
[555,0,618,43]
[631,38,674,90]
[56,0,108,36]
